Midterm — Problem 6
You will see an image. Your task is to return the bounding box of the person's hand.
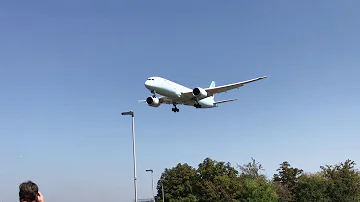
[37,191,44,202]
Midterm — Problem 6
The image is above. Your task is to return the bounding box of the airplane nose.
[145,80,151,89]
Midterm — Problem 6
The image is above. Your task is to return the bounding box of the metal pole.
[131,114,138,202]
[162,183,165,202]
[122,110,138,202]
[146,169,155,202]
[151,171,155,202]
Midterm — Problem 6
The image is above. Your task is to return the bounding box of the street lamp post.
[146,169,155,202]
[121,110,138,202]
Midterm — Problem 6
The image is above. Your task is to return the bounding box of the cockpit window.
[147,78,155,80]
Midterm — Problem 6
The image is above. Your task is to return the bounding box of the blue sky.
[1,1,360,201]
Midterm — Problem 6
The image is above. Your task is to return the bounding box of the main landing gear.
[172,104,179,112]
[191,97,202,109]
[194,103,202,108]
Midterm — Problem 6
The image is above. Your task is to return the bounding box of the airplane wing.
[205,76,267,95]
[159,96,174,104]
[181,76,267,99]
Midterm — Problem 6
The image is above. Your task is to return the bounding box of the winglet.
[240,75,268,84]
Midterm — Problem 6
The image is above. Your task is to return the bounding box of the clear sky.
[1,1,360,201]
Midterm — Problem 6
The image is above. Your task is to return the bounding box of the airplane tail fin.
[208,80,239,105]
[209,81,215,100]
[209,81,215,88]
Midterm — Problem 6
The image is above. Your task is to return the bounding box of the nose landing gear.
[151,90,157,98]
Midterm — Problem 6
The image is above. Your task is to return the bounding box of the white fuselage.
[144,77,216,108]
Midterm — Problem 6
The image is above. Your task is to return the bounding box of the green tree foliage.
[239,177,278,202]
[155,158,360,202]
[273,159,360,202]
[273,161,303,202]
[294,172,331,202]
[156,157,277,202]
[320,159,360,202]
[238,157,265,180]
[196,158,241,202]
[155,163,198,202]
[237,158,278,202]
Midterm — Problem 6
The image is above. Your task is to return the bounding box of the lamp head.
[121,110,134,116]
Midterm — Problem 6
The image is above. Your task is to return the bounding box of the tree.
[237,158,278,202]
[196,158,241,202]
[239,177,278,202]
[197,158,239,181]
[320,159,360,202]
[294,172,331,202]
[273,161,303,202]
[238,157,265,180]
[155,157,360,202]
[155,163,198,202]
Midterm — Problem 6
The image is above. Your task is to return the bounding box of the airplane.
[139,75,268,112]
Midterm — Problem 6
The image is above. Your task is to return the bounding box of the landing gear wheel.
[172,108,179,112]
[194,103,202,108]
[172,104,179,112]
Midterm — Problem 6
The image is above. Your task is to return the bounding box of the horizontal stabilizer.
[138,100,146,102]
[215,98,238,104]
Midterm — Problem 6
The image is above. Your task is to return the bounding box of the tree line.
[154,157,360,202]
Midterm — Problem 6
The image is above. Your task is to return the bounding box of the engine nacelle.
[146,96,161,107]
[192,87,208,99]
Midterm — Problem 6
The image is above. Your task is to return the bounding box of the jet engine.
[146,96,161,107]
[192,87,208,99]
